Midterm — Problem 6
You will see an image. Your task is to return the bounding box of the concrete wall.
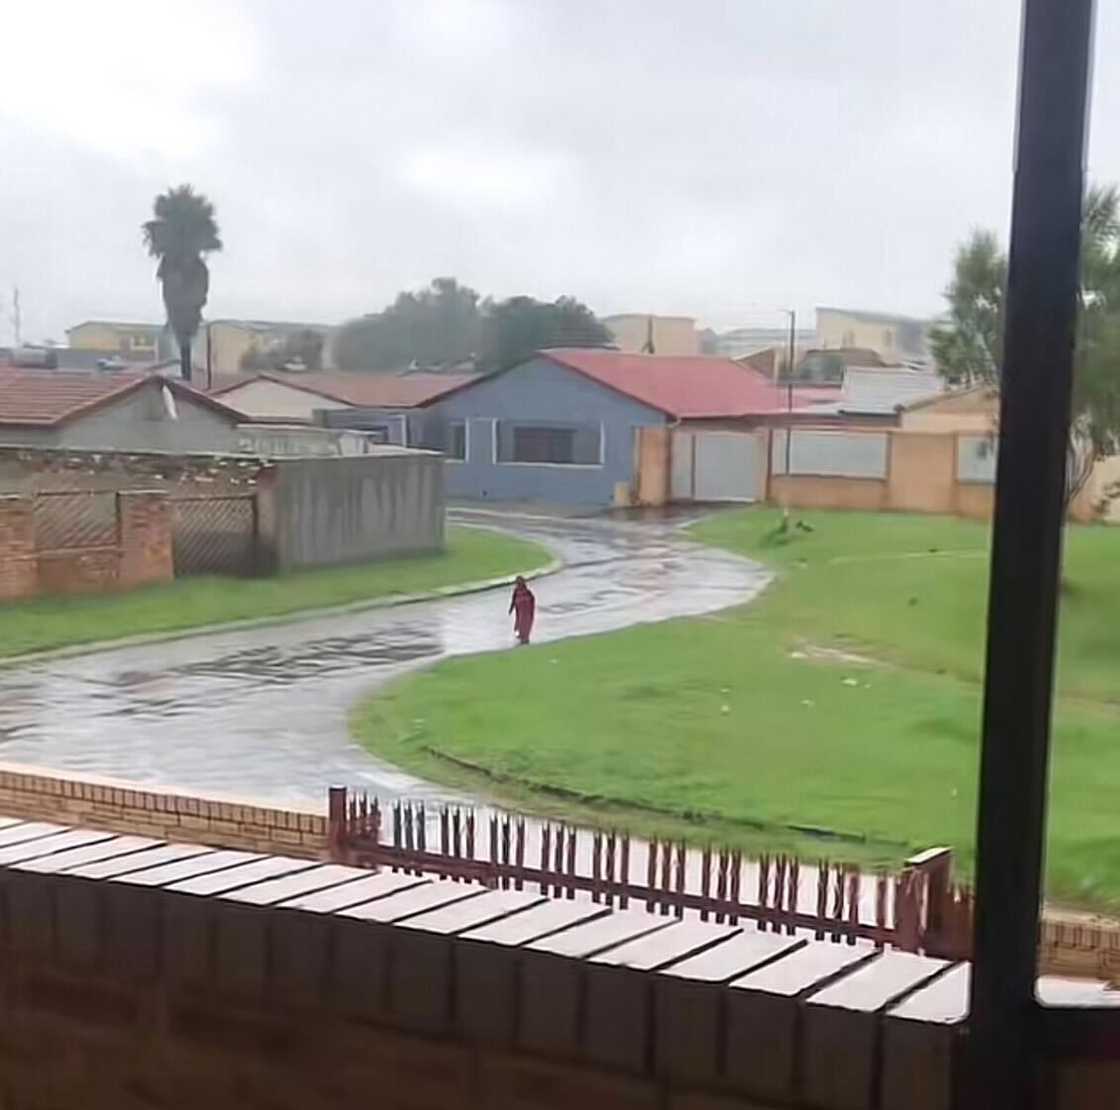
[235,425,381,458]
[431,356,665,505]
[635,426,671,505]
[263,452,444,570]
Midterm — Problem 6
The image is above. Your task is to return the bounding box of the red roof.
[0,369,245,427]
[212,371,482,409]
[539,349,837,419]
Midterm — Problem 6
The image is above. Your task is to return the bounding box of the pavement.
[0,508,770,811]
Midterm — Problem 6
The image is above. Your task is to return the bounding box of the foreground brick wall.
[0,815,1112,1109]
[0,765,326,858]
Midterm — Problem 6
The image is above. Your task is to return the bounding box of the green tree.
[333,277,482,371]
[141,185,222,383]
[480,295,611,371]
[931,185,1120,506]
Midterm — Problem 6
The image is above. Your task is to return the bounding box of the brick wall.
[0,821,1109,1110]
[0,488,176,601]
[117,490,174,587]
[0,444,269,498]
[0,764,326,858]
[0,495,36,600]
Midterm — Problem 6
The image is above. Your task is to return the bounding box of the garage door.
[692,431,764,502]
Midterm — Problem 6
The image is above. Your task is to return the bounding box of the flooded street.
[0,510,770,810]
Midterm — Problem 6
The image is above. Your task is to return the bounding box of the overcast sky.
[4,0,1120,345]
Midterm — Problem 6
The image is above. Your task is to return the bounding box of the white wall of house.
[216,379,350,422]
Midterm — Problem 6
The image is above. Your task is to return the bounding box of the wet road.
[0,510,770,811]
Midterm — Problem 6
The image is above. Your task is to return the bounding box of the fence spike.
[787,858,800,936]
[502,817,512,890]
[646,839,658,914]
[847,871,860,945]
[674,842,686,919]
[591,832,602,904]
[466,810,476,862]
[831,865,845,944]
[619,834,631,910]
[515,818,525,890]
[540,824,552,895]
[700,847,712,923]
[814,861,828,941]
[729,851,743,926]
[564,827,576,899]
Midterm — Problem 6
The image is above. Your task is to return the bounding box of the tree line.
[330,278,610,373]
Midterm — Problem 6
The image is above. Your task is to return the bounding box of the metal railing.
[326,787,970,957]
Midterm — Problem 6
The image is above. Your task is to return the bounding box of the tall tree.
[142,186,222,383]
[479,295,611,371]
[333,278,482,371]
[931,184,1120,507]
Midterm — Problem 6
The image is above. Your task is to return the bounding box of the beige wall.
[604,314,700,355]
[208,322,259,374]
[771,473,888,511]
[217,378,349,421]
[817,309,929,364]
[66,322,160,360]
[635,426,670,505]
[901,390,998,434]
[888,434,956,513]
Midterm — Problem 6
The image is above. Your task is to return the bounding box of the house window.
[447,421,467,461]
[496,421,602,465]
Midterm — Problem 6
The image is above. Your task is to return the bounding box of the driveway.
[0,509,770,810]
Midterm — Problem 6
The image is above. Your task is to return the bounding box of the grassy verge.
[354,509,1120,908]
[0,525,550,659]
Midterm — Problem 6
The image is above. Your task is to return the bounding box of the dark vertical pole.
[968,0,1095,1105]
[206,323,213,391]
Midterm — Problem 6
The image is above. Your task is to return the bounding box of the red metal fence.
[326,787,974,959]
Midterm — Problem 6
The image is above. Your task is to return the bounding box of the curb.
[0,558,564,670]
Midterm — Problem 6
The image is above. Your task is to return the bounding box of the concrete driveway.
[0,509,770,810]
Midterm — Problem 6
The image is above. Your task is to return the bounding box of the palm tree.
[142,186,222,383]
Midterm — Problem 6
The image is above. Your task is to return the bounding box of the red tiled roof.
[212,371,483,409]
[539,349,838,419]
[0,369,245,427]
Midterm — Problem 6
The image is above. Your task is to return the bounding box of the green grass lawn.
[0,525,549,660]
[355,509,1120,909]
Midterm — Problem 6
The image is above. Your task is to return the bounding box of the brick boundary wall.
[0,764,326,859]
[0,823,1109,1109]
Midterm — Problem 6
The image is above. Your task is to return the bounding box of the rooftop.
[796,367,945,417]
[816,306,933,326]
[211,370,484,409]
[539,348,838,419]
[0,369,244,428]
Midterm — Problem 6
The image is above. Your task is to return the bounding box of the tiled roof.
[213,371,484,409]
[0,369,244,427]
[539,349,836,419]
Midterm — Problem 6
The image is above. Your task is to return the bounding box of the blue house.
[311,350,812,506]
[419,349,801,506]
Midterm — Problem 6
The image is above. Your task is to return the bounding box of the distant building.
[792,347,893,384]
[602,314,701,356]
[204,320,336,376]
[816,306,932,367]
[64,320,174,364]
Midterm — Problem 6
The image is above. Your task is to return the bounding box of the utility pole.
[11,286,21,347]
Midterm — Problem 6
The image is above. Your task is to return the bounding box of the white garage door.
[693,431,765,502]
